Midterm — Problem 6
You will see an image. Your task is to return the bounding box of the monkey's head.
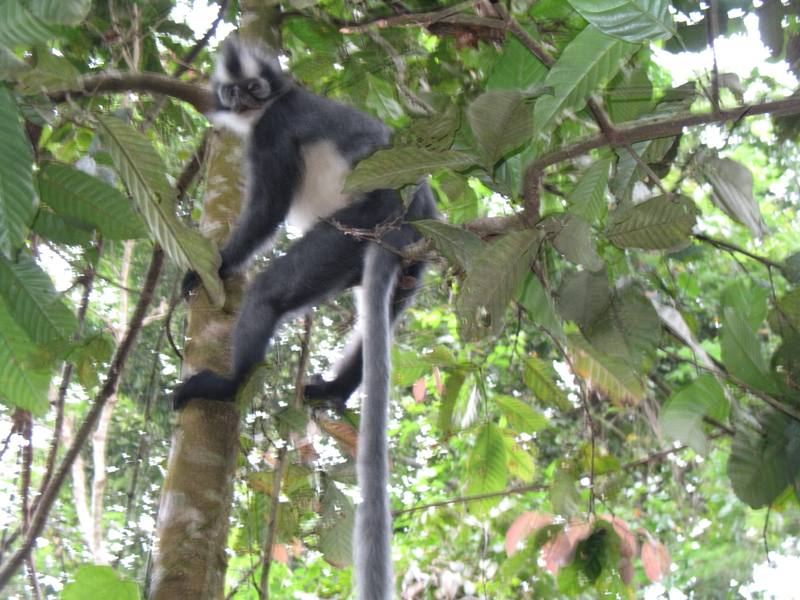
[212,37,283,113]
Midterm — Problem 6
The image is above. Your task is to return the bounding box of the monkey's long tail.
[355,244,400,600]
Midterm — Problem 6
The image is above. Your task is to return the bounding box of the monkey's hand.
[303,375,348,414]
[181,270,202,299]
[173,369,238,410]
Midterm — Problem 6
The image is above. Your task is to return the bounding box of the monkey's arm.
[182,139,301,296]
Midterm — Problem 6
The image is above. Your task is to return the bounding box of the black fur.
[174,40,437,413]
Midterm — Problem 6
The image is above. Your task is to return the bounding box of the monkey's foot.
[173,370,238,410]
[303,375,348,414]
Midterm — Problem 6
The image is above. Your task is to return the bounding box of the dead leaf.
[505,510,554,556]
[317,417,359,458]
[413,377,427,402]
[642,538,671,582]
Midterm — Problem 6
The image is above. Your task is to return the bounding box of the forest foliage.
[0,0,799,598]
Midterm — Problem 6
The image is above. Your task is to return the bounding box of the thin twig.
[18,412,43,600]
[664,350,800,423]
[763,506,773,567]
[694,233,782,269]
[0,246,164,591]
[174,0,230,78]
[708,0,721,114]
[622,141,671,197]
[260,316,313,599]
[37,241,102,502]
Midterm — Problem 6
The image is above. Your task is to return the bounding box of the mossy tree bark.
[148,7,281,599]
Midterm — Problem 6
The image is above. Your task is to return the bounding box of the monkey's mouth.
[230,99,267,114]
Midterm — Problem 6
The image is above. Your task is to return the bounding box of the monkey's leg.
[304,260,426,412]
[173,226,365,409]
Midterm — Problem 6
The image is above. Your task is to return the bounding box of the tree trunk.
[148,133,245,600]
[148,8,280,597]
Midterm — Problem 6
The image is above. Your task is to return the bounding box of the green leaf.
[782,251,800,284]
[550,470,581,517]
[555,269,611,328]
[38,162,147,240]
[524,356,571,411]
[466,422,508,508]
[96,116,223,306]
[30,0,91,25]
[606,64,654,123]
[61,565,141,600]
[728,412,791,508]
[31,210,94,246]
[318,510,355,569]
[701,156,768,238]
[438,370,466,438]
[566,0,674,43]
[16,50,80,93]
[411,219,483,272]
[567,157,612,224]
[0,253,77,343]
[344,147,475,193]
[610,137,676,202]
[505,434,537,482]
[456,229,541,341]
[606,194,697,250]
[0,0,54,49]
[774,288,800,332]
[722,280,768,331]
[518,273,563,338]
[550,214,604,271]
[402,104,460,152]
[534,26,637,132]
[661,375,728,454]
[0,299,50,415]
[0,46,28,80]
[721,306,779,395]
[582,285,661,372]
[496,395,548,434]
[487,35,548,90]
[73,333,114,390]
[568,333,645,404]
[0,85,35,256]
[467,90,536,167]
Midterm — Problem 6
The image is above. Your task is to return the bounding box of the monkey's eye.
[246,81,262,92]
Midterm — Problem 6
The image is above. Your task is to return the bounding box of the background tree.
[0,0,799,598]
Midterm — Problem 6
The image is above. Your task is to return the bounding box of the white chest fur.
[287,140,353,232]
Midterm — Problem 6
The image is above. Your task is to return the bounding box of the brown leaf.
[298,441,318,465]
[433,367,444,395]
[271,544,289,564]
[542,520,592,574]
[600,515,638,558]
[642,539,671,582]
[413,377,427,402]
[619,557,635,584]
[505,511,554,556]
[317,417,359,458]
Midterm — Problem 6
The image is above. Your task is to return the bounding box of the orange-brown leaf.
[642,539,671,582]
[413,377,427,402]
[317,417,359,458]
[505,511,554,556]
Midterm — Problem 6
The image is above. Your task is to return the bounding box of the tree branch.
[526,95,800,176]
[48,73,216,114]
[0,246,164,591]
[336,1,480,33]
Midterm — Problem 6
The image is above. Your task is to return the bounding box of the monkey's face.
[215,77,271,113]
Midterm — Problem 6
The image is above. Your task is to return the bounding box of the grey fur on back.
[355,244,399,599]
